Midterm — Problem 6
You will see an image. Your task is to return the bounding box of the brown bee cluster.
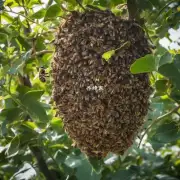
[52,9,152,157]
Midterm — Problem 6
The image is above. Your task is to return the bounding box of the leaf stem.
[138,105,180,148]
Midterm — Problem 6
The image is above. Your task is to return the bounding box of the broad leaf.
[20,91,48,122]
[23,90,44,100]
[31,9,46,19]
[44,4,62,21]
[159,52,172,67]
[158,63,180,90]
[6,136,20,158]
[10,163,36,180]
[54,150,67,164]
[75,155,102,180]
[109,169,135,180]
[149,121,180,150]
[130,54,156,74]
[155,80,169,94]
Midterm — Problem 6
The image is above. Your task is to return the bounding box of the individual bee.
[39,67,49,82]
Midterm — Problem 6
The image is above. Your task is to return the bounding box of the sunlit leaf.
[44,4,62,21]
[22,121,38,131]
[130,54,156,74]
[31,9,46,19]
[50,117,63,129]
[102,50,115,61]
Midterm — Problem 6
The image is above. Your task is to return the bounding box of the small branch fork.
[138,105,180,148]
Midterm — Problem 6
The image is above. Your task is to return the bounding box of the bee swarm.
[52,10,152,157]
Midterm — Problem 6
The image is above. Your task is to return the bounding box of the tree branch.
[31,50,54,58]
[76,0,86,11]
[138,105,180,148]
[127,0,140,20]
[19,74,56,180]
[4,9,36,23]
[29,146,56,180]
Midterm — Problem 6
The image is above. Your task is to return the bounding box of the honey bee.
[39,67,49,82]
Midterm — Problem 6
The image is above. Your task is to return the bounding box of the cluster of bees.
[52,9,152,157]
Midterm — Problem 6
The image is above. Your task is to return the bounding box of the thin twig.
[31,50,54,58]
[22,0,31,33]
[138,105,180,148]
[154,0,177,21]
[76,0,86,11]
[4,9,36,23]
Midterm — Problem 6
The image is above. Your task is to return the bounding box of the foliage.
[0,0,180,179]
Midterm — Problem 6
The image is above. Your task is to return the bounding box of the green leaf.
[130,54,156,74]
[88,157,104,174]
[44,4,62,21]
[0,32,8,43]
[50,117,63,130]
[4,0,18,7]
[155,174,180,180]
[149,121,180,151]
[158,63,180,90]
[174,54,180,70]
[159,52,172,67]
[1,12,14,23]
[102,50,115,61]
[155,80,169,94]
[49,144,67,149]
[11,163,36,180]
[75,155,101,180]
[170,89,180,102]
[1,119,8,136]
[23,90,44,100]
[15,36,31,51]
[147,102,164,121]
[65,154,83,168]
[54,150,67,164]
[31,9,46,19]
[109,169,135,180]
[22,49,33,62]
[54,0,61,5]
[0,108,22,122]
[22,121,38,131]
[20,91,48,122]
[5,98,17,108]
[6,136,20,158]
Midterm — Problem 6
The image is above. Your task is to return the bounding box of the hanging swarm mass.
[52,9,152,157]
